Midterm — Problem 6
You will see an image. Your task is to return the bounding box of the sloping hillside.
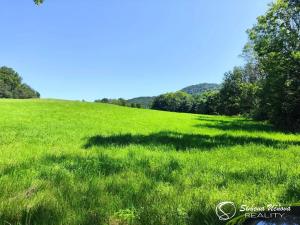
[0,99,299,225]
[180,83,220,95]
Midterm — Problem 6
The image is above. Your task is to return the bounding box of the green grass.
[0,99,299,225]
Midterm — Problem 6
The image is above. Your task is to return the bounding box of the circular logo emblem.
[215,201,236,221]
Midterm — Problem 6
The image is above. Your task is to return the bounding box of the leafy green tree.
[203,91,220,114]
[240,62,261,116]
[151,91,193,113]
[218,67,244,115]
[117,98,127,106]
[191,95,206,114]
[191,91,220,115]
[0,67,21,98]
[0,66,40,99]
[16,84,41,99]
[239,82,259,116]
[217,64,261,116]
[34,0,43,5]
[248,0,300,130]
[101,98,109,103]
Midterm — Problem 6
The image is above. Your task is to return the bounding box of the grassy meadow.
[0,99,300,225]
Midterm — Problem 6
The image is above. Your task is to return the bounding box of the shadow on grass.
[197,115,251,122]
[83,131,299,150]
[196,115,280,133]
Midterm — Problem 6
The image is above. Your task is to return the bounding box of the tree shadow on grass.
[83,131,300,151]
[196,115,281,133]
[197,115,251,122]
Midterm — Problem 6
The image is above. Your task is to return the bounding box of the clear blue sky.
[0,0,271,101]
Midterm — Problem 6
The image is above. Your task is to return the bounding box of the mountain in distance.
[127,96,156,108]
[180,83,220,95]
[127,83,220,108]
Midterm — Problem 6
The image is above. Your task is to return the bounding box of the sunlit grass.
[0,99,299,225]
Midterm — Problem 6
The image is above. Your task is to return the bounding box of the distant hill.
[127,96,155,108]
[180,83,220,95]
[127,83,220,108]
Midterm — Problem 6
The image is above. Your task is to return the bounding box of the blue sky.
[0,0,271,101]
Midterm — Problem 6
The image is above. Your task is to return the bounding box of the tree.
[248,0,300,131]
[117,98,127,106]
[95,98,132,107]
[16,83,41,99]
[0,66,40,99]
[218,67,244,115]
[34,0,43,5]
[191,91,220,115]
[0,67,21,98]
[216,64,262,116]
[100,98,109,103]
[151,91,193,113]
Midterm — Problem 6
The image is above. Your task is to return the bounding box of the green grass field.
[0,99,299,225]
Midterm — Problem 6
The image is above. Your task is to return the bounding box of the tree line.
[0,67,40,99]
[95,98,142,108]
[152,0,300,131]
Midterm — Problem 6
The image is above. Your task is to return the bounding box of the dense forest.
[0,67,40,99]
[152,0,300,131]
